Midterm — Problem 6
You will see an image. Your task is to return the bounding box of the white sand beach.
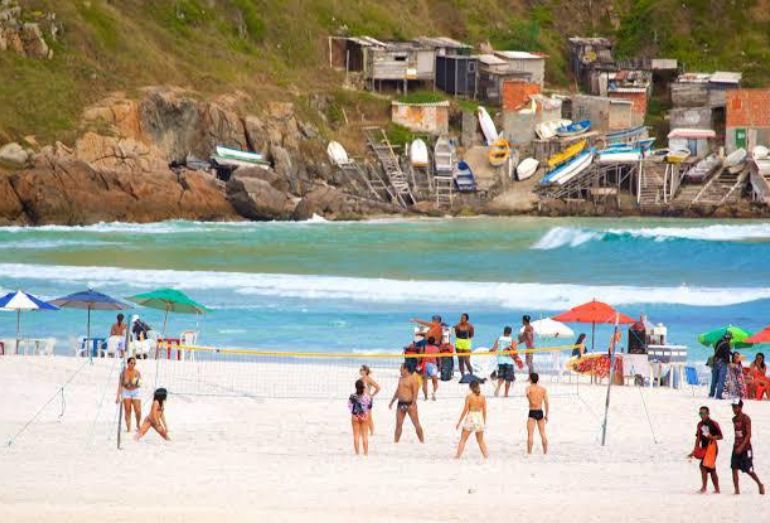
[1,356,769,522]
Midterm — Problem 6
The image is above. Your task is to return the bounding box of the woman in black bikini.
[453,313,474,376]
[134,388,170,441]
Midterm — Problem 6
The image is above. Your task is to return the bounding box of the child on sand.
[348,379,372,456]
[359,365,380,435]
[454,380,488,459]
[687,405,722,494]
[134,388,170,441]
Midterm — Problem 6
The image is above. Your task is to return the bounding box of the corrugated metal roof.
[413,36,471,49]
[494,50,547,60]
[677,72,711,83]
[476,54,508,65]
[710,71,742,84]
[668,128,716,139]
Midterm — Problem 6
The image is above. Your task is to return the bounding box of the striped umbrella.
[0,290,59,354]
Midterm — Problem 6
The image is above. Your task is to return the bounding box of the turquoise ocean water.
[1,216,770,362]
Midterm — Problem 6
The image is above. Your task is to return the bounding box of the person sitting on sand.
[359,365,380,435]
[115,357,142,432]
[421,337,440,401]
[134,388,170,441]
[730,399,765,495]
[492,326,516,398]
[525,373,549,455]
[454,379,488,459]
[453,313,474,376]
[688,405,722,494]
[389,364,424,443]
[348,379,372,456]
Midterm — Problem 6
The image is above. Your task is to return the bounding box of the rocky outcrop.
[0,142,29,167]
[9,157,235,225]
[0,1,56,59]
[292,186,400,221]
[226,169,297,220]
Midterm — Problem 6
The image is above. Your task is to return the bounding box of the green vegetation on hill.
[3,0,770,142]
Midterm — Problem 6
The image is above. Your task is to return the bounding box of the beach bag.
[459,373,485,384]
[692,446,707,460]
[440,356,454,381]
[702,442,717,469]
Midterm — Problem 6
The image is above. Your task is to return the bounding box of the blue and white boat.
[556,119,591,137]
[453,161,477,192]
[541,149,594,185]
[597,146,643,164]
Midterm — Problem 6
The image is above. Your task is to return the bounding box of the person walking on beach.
[520,315,535,374]
[688,406,722,494]
[115,357,142,432]
[348,379,372,456]
[492,326,516,397]
[359,365,380,435]
[454,380,488,459]
[454,313,474,376]
[709,332,732,399]
[525,373,549,455]
[421,337,440,401]
[389,364,424,443]
[730,399,765,495]
[134,388,169,441]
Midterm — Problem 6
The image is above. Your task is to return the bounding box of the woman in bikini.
[134,388,170,441]
[348,379,372,456]
[359,365,380,435]
[453,313,474,377]
[454,380,488,459]
[748,353,770,400]
[115,357,142,432]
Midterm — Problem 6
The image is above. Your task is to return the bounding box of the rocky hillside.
[2,0,770,224]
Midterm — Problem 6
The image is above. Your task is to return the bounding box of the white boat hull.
[478,107,498,145]
[327,141,350,166]
[554,152,594,185]
[216,146,264,162]
[410,139,429,168]
[516,158,539,180]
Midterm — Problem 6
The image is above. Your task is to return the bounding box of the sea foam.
[1,263,769,310]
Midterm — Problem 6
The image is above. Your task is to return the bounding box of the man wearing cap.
[709,332,732,399]
[730,399,765,495]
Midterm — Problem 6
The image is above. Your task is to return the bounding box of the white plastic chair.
[103,336,123,358]
[2,338,17,355]
[179,330,199,361]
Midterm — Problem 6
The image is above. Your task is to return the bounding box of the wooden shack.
[568,37,615,94]
[413,36,472,57]
[365,41,435,92]
[493,51,546,87]
[477,54,532,105]
[708,71,742,108]
[571,94,634,133]
[435,55,478,97]
[726,88,770,153]
[328,36,386,72]
[667,128,715,157]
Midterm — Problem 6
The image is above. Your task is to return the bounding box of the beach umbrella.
[125,288,209,335]
[50,289,130,356]
[552,299,635,351]
[520,318,574,339]
[0,290,59,354]
[745,326,770,345]
[697,325,753,349]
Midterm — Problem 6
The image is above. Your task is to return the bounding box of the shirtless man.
[520,315,535,375]
[525,373,549,454]
[389,364,425,443]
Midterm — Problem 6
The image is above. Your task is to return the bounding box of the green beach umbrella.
[697,325,753,349]
[126,288,209,336]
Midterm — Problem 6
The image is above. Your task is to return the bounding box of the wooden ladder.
[364,127,415,208]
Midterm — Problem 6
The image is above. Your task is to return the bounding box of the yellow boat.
[547,139,587,169]
[488,137,510,167]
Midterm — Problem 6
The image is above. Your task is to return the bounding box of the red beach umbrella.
[552,299,635,351]
[745,326,770,344]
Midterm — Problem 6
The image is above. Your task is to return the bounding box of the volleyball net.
[151,342,583,400]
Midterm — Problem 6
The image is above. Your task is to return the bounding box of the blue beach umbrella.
[50,289,130,342]
[0,290,59,353]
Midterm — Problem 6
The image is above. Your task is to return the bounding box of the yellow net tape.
[158,343,580,358]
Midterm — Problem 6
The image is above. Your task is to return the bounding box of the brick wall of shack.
[725,89,770,152]
[608,91,646,126]
[391,103,449,135]
[501,80,541,111]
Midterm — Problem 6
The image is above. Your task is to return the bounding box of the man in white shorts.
[422,337,440,401]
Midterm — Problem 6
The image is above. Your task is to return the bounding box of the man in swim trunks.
[525,373,549,454]
[730,399,765,495]
[389,364,424,443]
[520,315,535,375]
[422,337,440,401]
[109,313,127,357]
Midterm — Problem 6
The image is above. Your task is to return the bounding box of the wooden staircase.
[337,161,385,202]
[637,162,666,209]
[690,167,748,207]
[364,128,415,208]
[434,174,454,207]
